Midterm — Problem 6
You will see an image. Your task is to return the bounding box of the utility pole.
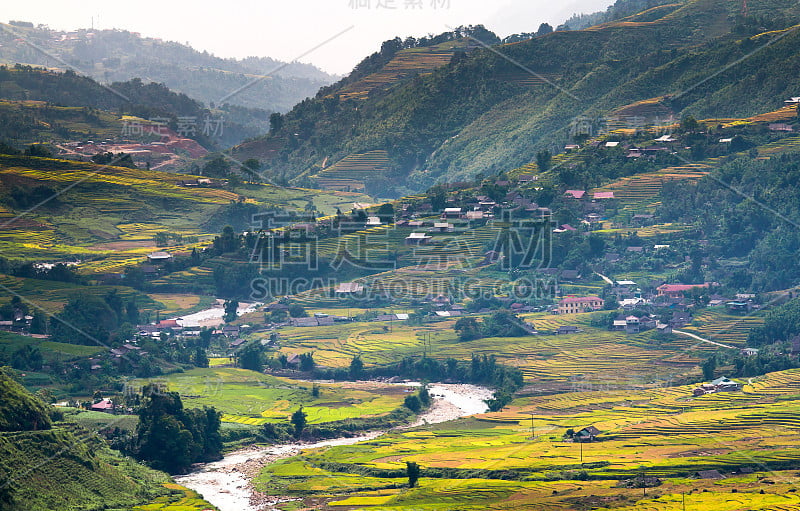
[579,440,583,463]
[527,413,535,439]
[682,492,686,511]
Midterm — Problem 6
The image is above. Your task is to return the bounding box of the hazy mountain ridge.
[235,0,800,197]
[0,23,337,113]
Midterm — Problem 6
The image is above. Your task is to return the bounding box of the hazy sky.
[5,0,614,75]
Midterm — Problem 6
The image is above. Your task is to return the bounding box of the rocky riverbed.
[175,382,493,511]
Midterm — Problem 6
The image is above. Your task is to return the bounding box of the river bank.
[175,382,493,511]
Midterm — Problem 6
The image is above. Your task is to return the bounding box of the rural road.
[672,329,738,350]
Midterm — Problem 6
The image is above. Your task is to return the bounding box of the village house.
[405,232,433,245]
[669,310,693,328]
[432,222,455,233]
[147,251,173,264]
[768,123,794,132]
[335,282,365,295]
[657,283,710,299]
[555,325,581,335]
[692,376,742,397]
[91,398,114,413]
[442,207,464,219]
[558,296,604,315]
[574,425,601,442]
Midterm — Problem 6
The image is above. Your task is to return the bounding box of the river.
[174,383,493,511]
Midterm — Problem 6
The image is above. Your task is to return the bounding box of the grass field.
[134,367,409,426]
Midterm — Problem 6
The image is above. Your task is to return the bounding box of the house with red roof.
[91,399,114,413]
[593,191,615,200]
[657,283,710,299]
[565,190,586,199]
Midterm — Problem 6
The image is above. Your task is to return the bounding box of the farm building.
[575,426,601,442]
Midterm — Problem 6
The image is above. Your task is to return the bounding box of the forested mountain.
[0,65,268,148]
[234,0,800,197]
[0,22,337,113]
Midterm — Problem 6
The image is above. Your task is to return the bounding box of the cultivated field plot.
[0,156,373,274]
[271,312,708,390]
[257,368,800,510]
[134,368,409,426]
[336,42,466,101]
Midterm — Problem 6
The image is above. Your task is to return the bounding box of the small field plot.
[134,368,408,426]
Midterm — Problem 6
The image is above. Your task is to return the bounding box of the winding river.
[174,383,493,511]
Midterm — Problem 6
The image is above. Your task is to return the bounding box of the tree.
[135,384,222,473]
[50,295,119,345]
[454,317,482,342]
[237,341,264,372]
[406,461,421,488]
[291,407,307,438]
[680,115,699,132]
[482,310,529,337]
[404,394,422,413]
[269,112,284,133]
[242,158,261,182]
[298,352,315,371]
[193,347,209,368]
[223,299,239,323]
[349,355,364,379]
[537,23,553,35]
[29,311,47,335]
[702,356,717,381]
[536,150,551,172]
[288,304,307,318]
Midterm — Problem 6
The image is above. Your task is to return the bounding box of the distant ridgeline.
[0,65,266,148]
[0,22,336,113]
[233,0,800,197]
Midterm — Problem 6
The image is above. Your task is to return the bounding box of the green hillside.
[0,368,215,511]
[0,65,268,148]
[236,0,800,196]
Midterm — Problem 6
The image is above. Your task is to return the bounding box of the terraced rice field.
[682,307,765,347]
[589,163,712,213]
[273,312,708,389]
[257,368,800,510]
[336,42,464,101]
[314,151,390,191]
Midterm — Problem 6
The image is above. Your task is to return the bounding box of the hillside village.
[4,1,800,510]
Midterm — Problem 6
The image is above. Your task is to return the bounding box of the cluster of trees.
[748,298,800,347]
[50,290,139,346]
[315,354,523,409]
[453,310,531,341]
[658,153,800,291]
[134,384,222,473]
